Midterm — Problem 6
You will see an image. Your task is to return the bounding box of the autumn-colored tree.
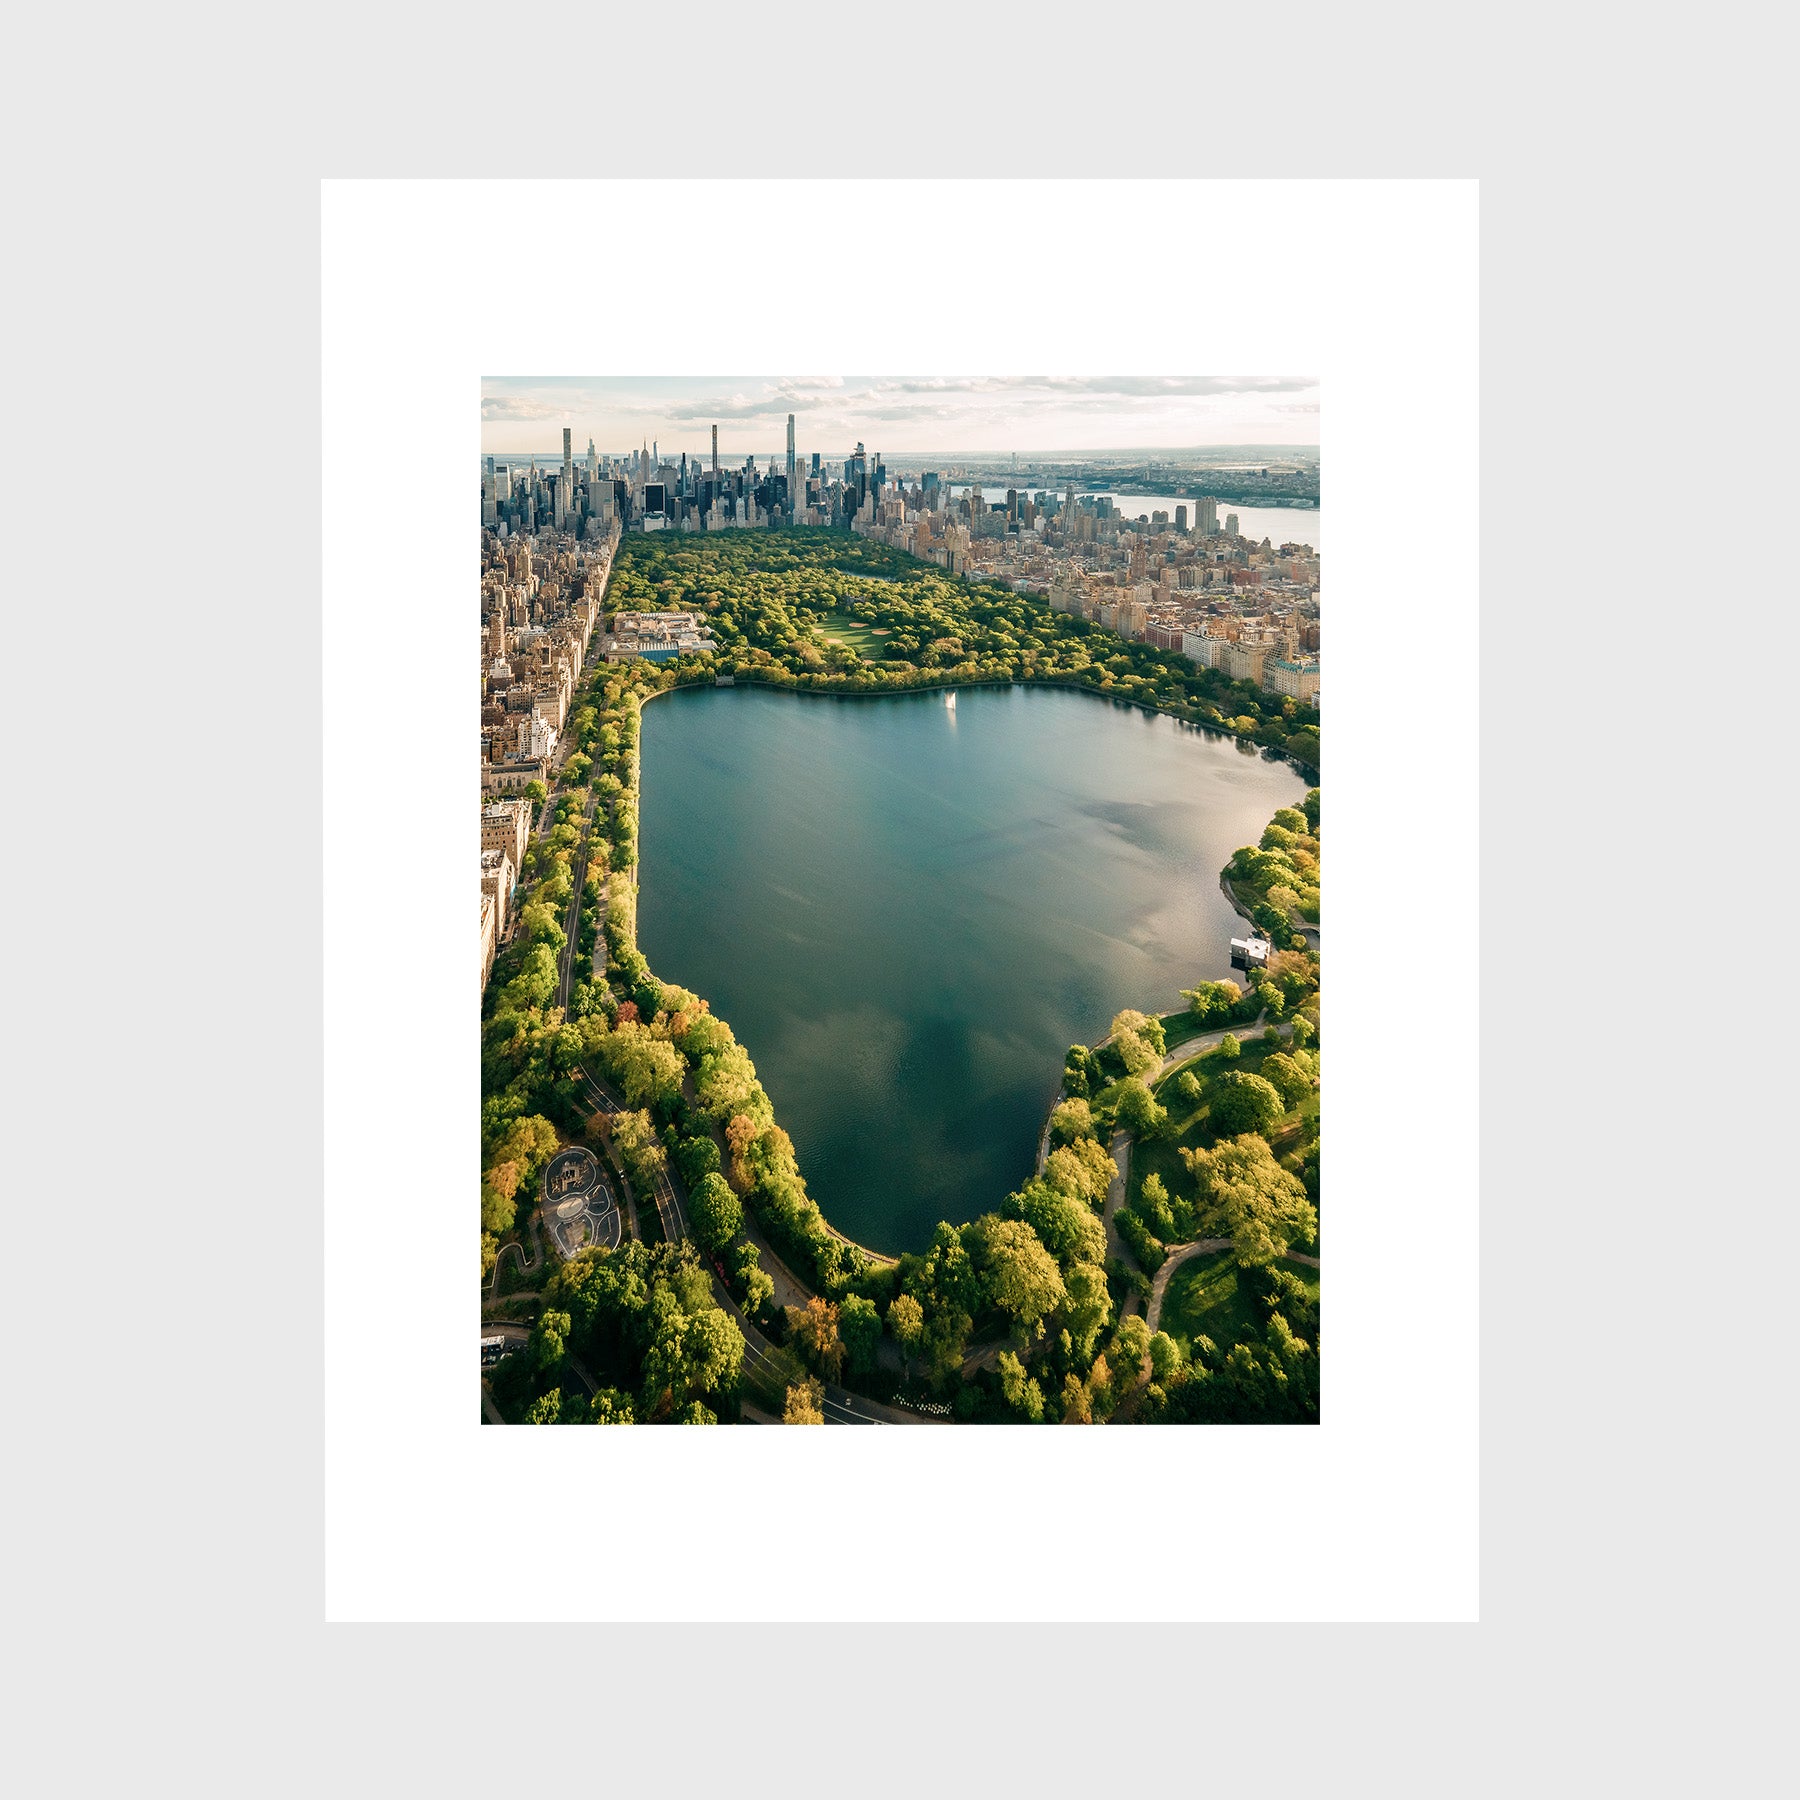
[783,1377,825,1424]
[787,1295,845,1380]
[481,1160,521,1236]
[725,1113,759,1190]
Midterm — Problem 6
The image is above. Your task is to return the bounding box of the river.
[638,683,1308,1255]
[948,485,1321,554]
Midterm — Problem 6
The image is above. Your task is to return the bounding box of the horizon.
[481,375,1321,459]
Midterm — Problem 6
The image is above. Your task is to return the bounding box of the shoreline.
[626,678,1308,1269]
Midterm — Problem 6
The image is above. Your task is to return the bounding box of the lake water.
[638,683,1308,1255]
[948,485,1321,554]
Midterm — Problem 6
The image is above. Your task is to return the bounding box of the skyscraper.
[712,424,719,482]
[562,428,573,497]
[786,413,796,490]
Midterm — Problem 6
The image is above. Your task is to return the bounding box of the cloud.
[862,375,1316,401]
[664,376,851,421]
[482,395,566,421]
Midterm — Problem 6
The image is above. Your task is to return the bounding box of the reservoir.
[638,683,1308,1255]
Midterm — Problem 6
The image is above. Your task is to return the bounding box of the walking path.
[1099,1131,1144,1318]
[1036,1022,1267,1178]
[485,1207,544,1294]
[1143,1238,1234,1333]
[1145,1239,1322,1334]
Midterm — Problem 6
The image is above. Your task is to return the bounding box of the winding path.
[1036,1022,1269,1179]
[485,1207,545,1294]
[1145,1239,1322,1334]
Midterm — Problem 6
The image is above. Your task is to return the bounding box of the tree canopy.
[1181,1134,1318,1265]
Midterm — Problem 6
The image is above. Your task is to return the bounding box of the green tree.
[696,1042,761,1123]
[599,1022,685,1110]
[683,1307,746,1397]
[1148,1330,1182,1383]
[1111,1314,1151,1377]
[1114,1077,1168,1140]
[887,1292,925,1374]
[1218,1032,1241,1060]
[530,1309,570,1374]
[1063,1261,1113,1360]
[610,1108,667,1190]
[689,1170,742,1254]
[971,1217,1068,1335]
[1137,1171,1177,1239]
[1044,1137,1116,1208]
[1112,1026,1160,1078]
[996,1350,1045,1422]
[839,1293,882,1376]
[1182,1134,1318,1265]
[1182,979,1242,1024]
[1016,1179,1107,1268]
[1208,1071,1284,1138]
[1048,1097,1095,1146]
[1176,1069,1203,1105]
[1262,1051,1317,1111]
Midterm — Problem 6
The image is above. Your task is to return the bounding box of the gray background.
[8,9,1782,1795]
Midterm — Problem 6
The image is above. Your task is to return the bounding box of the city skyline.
[481,375,1321,459]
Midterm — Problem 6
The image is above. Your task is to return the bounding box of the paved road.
[714,1283,921,1426]
[577,1065,688,1242]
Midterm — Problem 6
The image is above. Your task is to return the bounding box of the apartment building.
[481,797,533,881]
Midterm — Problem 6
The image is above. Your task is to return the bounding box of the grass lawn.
[1158,1251,1321,1361]
[816,610,891,656]
[1159,1010,1211,1051]
[1128,1034,1291,1210]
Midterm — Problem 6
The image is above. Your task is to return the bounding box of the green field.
[1158,1250,1320,1361]
[1127,1034,1285,1211]
[1159,1009,1211,1052]
[815,610,892,656]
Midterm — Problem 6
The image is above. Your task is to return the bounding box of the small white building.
[1230,935,1270,967]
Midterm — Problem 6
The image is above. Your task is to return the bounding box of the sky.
[479,376,1320,461]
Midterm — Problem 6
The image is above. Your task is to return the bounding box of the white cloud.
[481,395,566,421]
